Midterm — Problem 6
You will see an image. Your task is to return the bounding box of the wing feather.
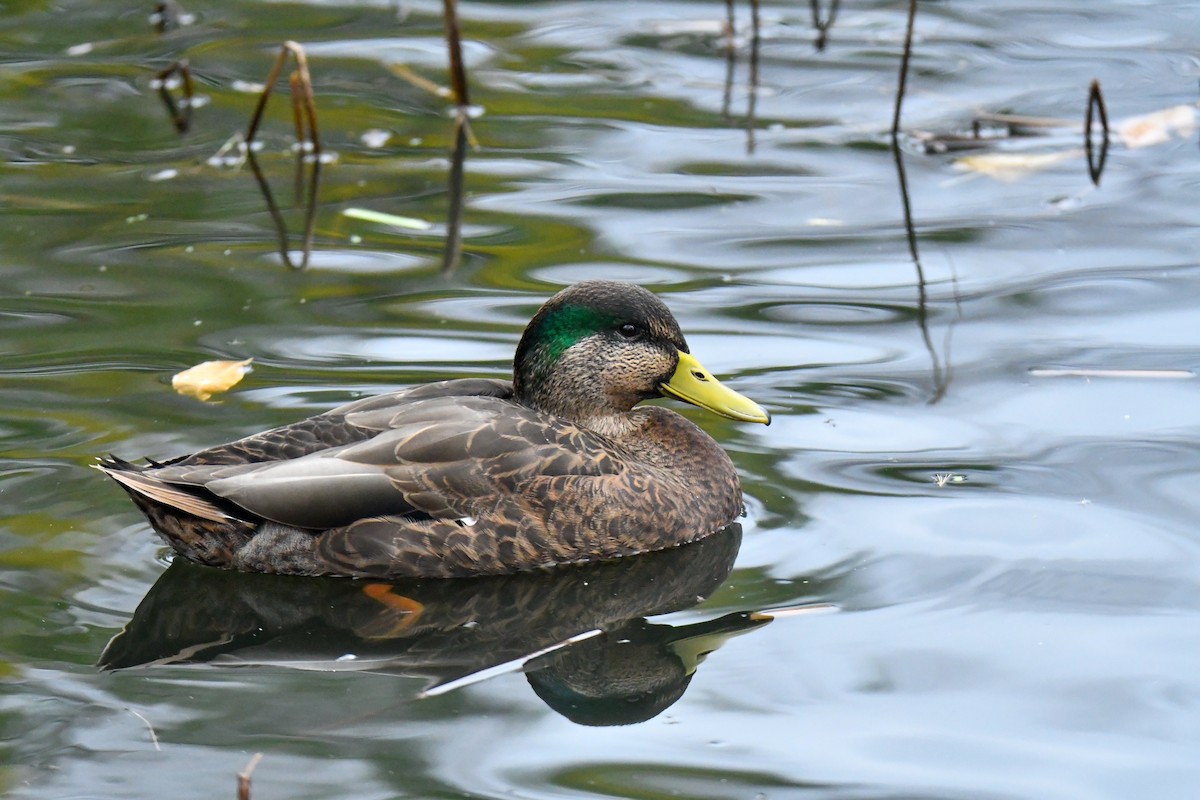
[133,388,629,532]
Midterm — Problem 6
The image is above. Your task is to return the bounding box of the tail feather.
[95,458,233,523]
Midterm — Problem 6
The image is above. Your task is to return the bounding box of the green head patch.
[533,304,621,364]
[513,303,620,397]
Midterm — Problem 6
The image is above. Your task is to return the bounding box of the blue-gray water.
[3,1,1200,797]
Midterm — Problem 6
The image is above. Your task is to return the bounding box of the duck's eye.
[616,323,643,340]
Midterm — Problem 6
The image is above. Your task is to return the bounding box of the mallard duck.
[98,280,769,578]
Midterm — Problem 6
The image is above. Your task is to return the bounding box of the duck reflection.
[101,524,780,725]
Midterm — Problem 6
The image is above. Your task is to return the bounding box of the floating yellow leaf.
[172,358,253,401]
[953,150,1080,182]
[1115,105,1198,149]
[342,207,432,231]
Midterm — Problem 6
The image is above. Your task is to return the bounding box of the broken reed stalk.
[1084,79,1109,186]
[127,708,161,751]
[891,0,918,138]
[155,59,194,134]
[237,753,264,800]
[442,0,470,107]
[245,41,321,155]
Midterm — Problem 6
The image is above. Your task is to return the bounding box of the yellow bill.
[659,351,770,425]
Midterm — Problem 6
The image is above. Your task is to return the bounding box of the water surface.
[2,1,1200,798]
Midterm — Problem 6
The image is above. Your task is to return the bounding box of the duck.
[98,280,770,579]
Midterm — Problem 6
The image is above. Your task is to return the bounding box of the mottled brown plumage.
[98,281,769,578]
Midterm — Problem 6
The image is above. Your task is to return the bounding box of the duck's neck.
[593,406,738,483]
[575,408,648,442]
[515,356,645,439]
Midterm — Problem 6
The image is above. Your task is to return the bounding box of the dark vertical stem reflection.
[155,60,193,134]
[1084,79,1110,186]
[247,148,321,271]
[890,0,949,403]
[442,116,469,275]
[746,0,761,154]
[722,0,736,121]
[810,0,840,52]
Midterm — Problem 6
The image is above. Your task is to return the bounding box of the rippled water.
[3,1,1200,797]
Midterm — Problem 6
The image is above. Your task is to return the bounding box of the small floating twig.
[386,62,451,99]
[387,5,470,110]
[974,112,1074,132]
[1084,79,1110,186]
[127,708,161,751]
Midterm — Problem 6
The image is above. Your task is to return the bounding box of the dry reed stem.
[245,41,320,154]
[442,0,470,107]
[237,753,264,800]
[891,0,918,138]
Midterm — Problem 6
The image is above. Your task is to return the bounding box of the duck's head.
[513,281,770,428]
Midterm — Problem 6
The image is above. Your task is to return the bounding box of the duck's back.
[170,377,516,467]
